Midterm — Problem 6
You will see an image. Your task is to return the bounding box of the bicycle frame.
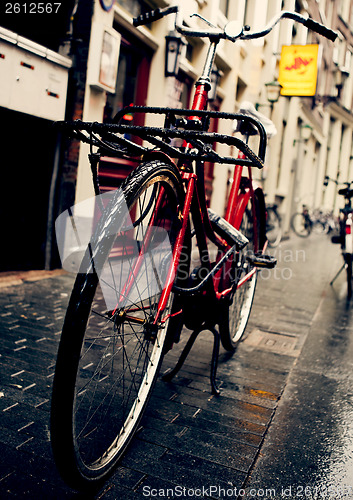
[150,38,264,326]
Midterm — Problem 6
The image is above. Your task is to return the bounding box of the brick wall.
[58,0,94,213]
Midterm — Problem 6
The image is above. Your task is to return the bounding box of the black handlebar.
[303,18,337,42]
[324,175,353,192]
[133,6,178,27]
[133,6,337,43]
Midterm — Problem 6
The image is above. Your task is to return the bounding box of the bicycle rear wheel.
[219,196,263,351]
[266,206,282,247]
[51,160,184,490]
[291,212,311,237]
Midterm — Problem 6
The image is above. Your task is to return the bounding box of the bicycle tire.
[312,220,326,234]
[346,254,352,299]
[51,160,185,491]
[218,195,263,351]
[266,206,282,247]
[290,212,311,237]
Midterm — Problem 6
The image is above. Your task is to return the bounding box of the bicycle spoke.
[51,163,183,488]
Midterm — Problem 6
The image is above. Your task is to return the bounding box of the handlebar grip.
[304,18,338,42]
[133,6,178,27]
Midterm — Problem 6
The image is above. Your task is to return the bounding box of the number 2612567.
[5,3,61,14]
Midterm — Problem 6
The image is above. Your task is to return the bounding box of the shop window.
[101,32,152,189]
[165,73,192,109]
[104,35,151,124]
[179,76,193,108]
[116,0,155,18]
[186,43,194,63]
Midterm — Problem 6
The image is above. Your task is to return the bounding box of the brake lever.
[190,13,217,29]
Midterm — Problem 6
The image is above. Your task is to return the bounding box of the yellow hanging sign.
[278,44,319,96]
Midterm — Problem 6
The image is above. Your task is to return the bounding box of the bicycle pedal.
[247,253,277,269]
[207,209,248,249]
[331,235,344,245]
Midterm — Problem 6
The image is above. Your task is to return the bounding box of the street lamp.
[265,80,282,104]
[165,31,186,77]
[255,80,282,110]
[293,123,313,145]
[300,123,312,141]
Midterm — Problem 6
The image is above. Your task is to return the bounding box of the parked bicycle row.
[290,205,339,238]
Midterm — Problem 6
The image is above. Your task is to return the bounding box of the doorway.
[0,107,58,271]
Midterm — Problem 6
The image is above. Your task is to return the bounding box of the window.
[104,34,152,123]
[339,0,350,22]
[219,0,230,18]
[333,33,347,68]
[244,0,255,26]
[185,43,194,63]
[236,77,247,104]
[116,0,154,18]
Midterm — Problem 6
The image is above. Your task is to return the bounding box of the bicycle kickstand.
[162,325,221,396]
[330,263,346,286]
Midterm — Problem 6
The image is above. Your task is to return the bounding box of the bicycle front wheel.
[51,160,184,490]
[219,197,262,351]
[291,212,311,237]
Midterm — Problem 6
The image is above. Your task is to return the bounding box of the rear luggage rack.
[56,105,267,170]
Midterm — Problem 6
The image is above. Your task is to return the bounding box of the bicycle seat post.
[189,39,219,120]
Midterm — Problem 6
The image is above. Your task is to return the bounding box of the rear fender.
[253,185,267,250]
[142,150,177,167]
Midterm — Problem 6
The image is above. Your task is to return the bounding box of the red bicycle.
[50,6,337,491]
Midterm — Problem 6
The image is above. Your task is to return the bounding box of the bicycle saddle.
[235,101,277,139]
[338,187,353,198]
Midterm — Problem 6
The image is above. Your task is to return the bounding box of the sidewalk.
[0,234,346,498]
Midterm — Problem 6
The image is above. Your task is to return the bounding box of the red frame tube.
[154,173,196,323]
[153,80,262,321]
[225,152,245,226]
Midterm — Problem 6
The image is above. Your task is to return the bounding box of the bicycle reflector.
[345,216,353,254]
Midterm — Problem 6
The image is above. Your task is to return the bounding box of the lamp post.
[255,80,282,111]
[165,31,186,77]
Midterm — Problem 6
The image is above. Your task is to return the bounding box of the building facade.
[1,0,353,271]
[74,0,353,234]
[260,0,353,233]
[0,0,89,270]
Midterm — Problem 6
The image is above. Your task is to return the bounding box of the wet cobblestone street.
[0,234,351,499]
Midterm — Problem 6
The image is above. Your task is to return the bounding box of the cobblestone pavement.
[0,234,345,498]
